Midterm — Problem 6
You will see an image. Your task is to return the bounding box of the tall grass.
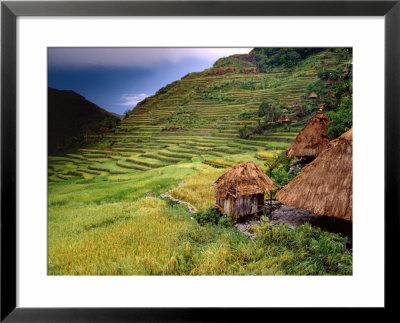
[49,196,352,275]
[170,168,225,211]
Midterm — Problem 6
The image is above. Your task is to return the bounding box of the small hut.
[286,111,330,161]
[214,161,278,220]
[276,128,353,221]
[308,91,318,99]
[277,115,291,123]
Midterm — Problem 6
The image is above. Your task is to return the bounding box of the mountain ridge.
[48,87,120,153]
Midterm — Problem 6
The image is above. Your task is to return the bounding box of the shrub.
[194,207,221,226]
[193,207,233,228]
[271,167,297,187]
[264,151,299,187]
[219,214,234,228]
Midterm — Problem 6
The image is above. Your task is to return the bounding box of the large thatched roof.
[215,161,278,199]
[286,111,330,158]
[276,128,353,221]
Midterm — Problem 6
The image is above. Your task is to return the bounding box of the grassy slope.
[48,49,352,275]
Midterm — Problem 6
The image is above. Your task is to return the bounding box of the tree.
[238,125,252,139]
[258,99,282,121]
[258,100,271,117]
[123,109,132,119]
[326,97,352,139]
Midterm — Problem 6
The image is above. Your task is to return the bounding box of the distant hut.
[325,78,332,85]
[277,115,290,123]
[308,91,318,99]
[291,101,300,108]
[276,128,353,221]
[214,161,278,220]
[286,111,330,162]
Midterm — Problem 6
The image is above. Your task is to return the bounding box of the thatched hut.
[277,115,290,123]
[276,128,352,221]
[327,91,334,98]
[308,91,318,99]
[214,161,278,220]
[286,111,330,160]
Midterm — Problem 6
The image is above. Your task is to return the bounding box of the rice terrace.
[48,48,353,275]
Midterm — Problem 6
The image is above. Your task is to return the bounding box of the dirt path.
[160,180,197,214]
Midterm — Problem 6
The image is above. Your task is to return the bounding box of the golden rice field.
[48,158,352,275]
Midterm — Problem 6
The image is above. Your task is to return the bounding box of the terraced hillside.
[48,49,351,186]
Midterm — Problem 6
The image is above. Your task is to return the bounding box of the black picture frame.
[1,0,398,321]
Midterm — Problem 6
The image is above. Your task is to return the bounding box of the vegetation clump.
[193,207,234,228]
[264,151,300,187]
[252,222,352,275]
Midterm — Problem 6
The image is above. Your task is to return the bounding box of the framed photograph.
[1,0,398,320]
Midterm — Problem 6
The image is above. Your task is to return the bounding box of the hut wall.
[217,193,264,220]
[216,197,233,216]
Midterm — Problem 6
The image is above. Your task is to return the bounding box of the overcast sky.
[48,48,252,114]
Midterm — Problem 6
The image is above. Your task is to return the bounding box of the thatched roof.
[276,128,352,221]
[277,115,290,123]
[308,91,318,99]
[214,161,278,199]
[286,111,330,158]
